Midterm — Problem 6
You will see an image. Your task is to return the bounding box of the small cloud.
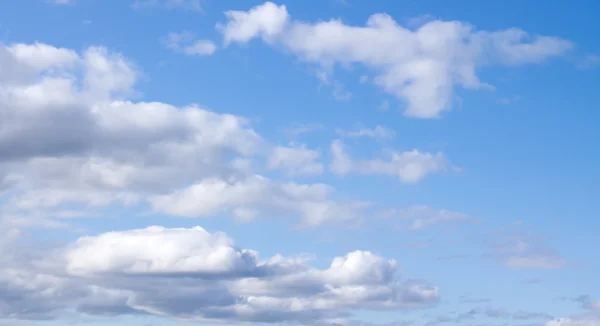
[571,295,600,311]
[485,308,510,319]
[316,70,351,101]
[163,31,216,56]
[437,254,471,261]
[48,0,71,4]
[459,296,492,304]
[332,82,352,101]
[280,123,323,138]
[378,99,391,111]
[329,140,448,183]
[182,40,217,56]
[577,54,600,69]
[522,277,542,284]
[498,95,521,105]
[486,231,568,270]
[132,0,203,12]
[390,205,474,231]
[513,310,554,320]
[334,0,351,6]
[336,125,395,141]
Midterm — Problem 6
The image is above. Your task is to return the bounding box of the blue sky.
[0,1,599,326]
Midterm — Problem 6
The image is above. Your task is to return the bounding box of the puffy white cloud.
[65,226,261,276]
[330,140,447,183]
[149,175,366,226]
[0,226,439,323]
[219,2,573,118]
[0,41,447,233]
[1,41,376,229]
[219,2,290,44]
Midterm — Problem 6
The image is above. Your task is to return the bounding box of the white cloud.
[219,2,573,118]
[184,40,217,55]
[502,254,566,269]
[164,31,217,56]
[487,231,567,270]
[0,226,440,323]
[546,317,600,326]
[132,0,202,12]
[219,2,290,44]
[330,140,447,183]
[281,123,323,138]
[149,175,366,226]
[578,54,600,69]
[267,144,324,176]
[0,41,366,229]
[548,297,600,326]
[65,226,261,276]
[336,125,395,140]
[392,205,472,230]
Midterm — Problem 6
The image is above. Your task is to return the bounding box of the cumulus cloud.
[149,175,366,226]
[219,2,289,44]
[0,226,439,323]
[0,41,376,229]
[329,140,447,183]
[218,2,572,118]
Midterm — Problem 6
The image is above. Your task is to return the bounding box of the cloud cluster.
[0,40,448,324]
[219,2,572,118]
[0,226,439,323]
[424,306,554,326]
[0,42,392,229]
[0,3,584,324]
[0,41,451,232]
